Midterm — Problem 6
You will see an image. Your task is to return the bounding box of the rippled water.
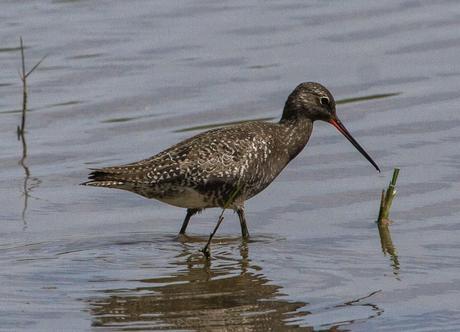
[2,0,460,331]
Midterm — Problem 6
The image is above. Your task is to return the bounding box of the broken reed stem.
[378,168,400,224]
[18,37,27,139]
[16,36,46,139]
[383,168,400,218]
[377,189,385,223]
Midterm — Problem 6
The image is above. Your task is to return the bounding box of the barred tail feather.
[81,180,126,187]
[80,169,127,188]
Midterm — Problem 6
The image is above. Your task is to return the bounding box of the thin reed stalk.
[377,168,400,224]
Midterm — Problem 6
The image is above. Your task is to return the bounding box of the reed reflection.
[17,126,40,226]
[377,222,400,280]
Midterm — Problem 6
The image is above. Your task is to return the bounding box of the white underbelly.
[155,187,213,209]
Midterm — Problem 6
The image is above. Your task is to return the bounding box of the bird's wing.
[148,125,261,185]
[84,123,270,190]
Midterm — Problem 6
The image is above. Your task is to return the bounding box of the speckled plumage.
[83,82,379,238]
[86,120,311,207]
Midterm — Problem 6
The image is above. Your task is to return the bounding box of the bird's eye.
[320,97,330,106]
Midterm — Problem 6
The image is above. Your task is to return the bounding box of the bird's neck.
[278,117,313,161]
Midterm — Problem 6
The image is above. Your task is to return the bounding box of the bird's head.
[282,82,380,172]
[282,82,337,122]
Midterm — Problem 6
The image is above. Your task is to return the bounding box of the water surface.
[1,0,460,330]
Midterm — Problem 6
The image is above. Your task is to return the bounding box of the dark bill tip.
[329,119,381,172]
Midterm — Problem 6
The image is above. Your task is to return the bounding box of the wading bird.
[83,82,380,239]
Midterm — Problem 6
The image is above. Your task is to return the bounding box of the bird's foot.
[200,245,211,259]
[176,233,191,242]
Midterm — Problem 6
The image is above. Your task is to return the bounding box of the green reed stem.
[378,168,400,224]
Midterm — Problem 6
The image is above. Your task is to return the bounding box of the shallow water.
[2,0,460,331]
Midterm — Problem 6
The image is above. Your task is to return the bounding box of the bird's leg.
[179,208,200,235]
[236,207,250,239]
[201,209,225,258]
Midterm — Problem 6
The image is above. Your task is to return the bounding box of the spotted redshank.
[83,82,380,238]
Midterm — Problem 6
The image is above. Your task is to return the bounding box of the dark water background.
[2,1,460,330]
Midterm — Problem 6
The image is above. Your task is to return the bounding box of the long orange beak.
[329,118,380,172]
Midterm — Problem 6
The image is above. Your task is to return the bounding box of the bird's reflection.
[377,222,400,280]
[87,237,353,331]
